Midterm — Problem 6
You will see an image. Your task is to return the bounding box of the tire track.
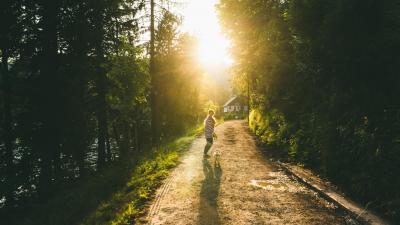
[146,174,176,225]
[142,138,204,225]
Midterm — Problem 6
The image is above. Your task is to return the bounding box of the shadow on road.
[198,158,222,225]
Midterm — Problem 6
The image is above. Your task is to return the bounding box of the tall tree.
[37,0,62,197]
[0,0,21,208]
[0,0,203,222]
[218,0,400,221]
[63,0,92,176]
[150,0,161,144]
[91,0,109,169]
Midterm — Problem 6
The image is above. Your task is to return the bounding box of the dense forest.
[0,0,211,221]
[218,0,400,222]
[2,0,400,224]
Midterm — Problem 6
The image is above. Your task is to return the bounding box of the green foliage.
[81,125,202,225]
[11,124,202,225]
[153,12,203,139]
[0,0,205,223]
[203,100,218,113]
[220,0,400,222]
[107,40,149,112]
[249,109,288,150]
[223,112,246,120]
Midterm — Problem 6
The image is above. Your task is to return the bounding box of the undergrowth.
[249,108,400,223]
[14,125,203,225]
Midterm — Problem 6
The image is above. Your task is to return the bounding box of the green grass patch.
[83,137,199,225]
[16,125,203,225]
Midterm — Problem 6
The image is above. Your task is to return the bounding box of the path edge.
[279,163,389,225]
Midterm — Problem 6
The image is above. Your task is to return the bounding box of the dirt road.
[137,120,356,225]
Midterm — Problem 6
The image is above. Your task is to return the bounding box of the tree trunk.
[105,126,112,163]
[74,81,87,177]
[135,121,139,152]
[150,0,160,145]
[73,2,88,178]
[75,70,87,176]
[112,123,123,159]
[38,0,60,197]
[121,119,130,159]
[1,50,15,208]
[96,73,107,169]
[93,1,108,170]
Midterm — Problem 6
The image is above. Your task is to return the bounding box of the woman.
[204,109,216,157]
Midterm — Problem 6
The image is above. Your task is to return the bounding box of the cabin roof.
[223,96,243,107]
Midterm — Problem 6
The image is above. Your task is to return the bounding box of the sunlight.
[197,36,233,66]
[179,0,233,66]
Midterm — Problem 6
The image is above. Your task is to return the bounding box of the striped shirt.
[204,116,216,139]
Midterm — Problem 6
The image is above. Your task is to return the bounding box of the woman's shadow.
[198,158,222,225]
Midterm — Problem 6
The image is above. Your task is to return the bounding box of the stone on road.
[137,120,351,225]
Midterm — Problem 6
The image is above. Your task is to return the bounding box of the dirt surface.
[137,120,356,225]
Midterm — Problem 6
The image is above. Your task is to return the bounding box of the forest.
[218,0,400,222]
[1,0,400,224]
[0,0,220,223]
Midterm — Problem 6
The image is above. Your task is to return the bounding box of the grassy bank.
[12,125,203,225]
[249,108,399,223]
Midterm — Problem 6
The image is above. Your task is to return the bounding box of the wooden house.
[223,96,248,114]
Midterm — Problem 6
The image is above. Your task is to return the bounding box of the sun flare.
[179,0,233,66]
[197,36,233,66]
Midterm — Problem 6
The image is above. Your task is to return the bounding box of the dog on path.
[213,149,221,167]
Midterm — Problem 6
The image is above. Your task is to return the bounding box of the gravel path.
[137,120,353,225]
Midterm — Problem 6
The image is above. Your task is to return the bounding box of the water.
[249,171,307,193]
[0,196,5,208]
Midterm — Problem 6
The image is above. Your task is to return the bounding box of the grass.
[14,125,203,225]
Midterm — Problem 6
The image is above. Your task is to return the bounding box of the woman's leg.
[204,138,213,155]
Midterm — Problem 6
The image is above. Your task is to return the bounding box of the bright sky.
[177,0,233,66]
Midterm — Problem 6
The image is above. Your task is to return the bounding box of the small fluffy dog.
[213,149,221,167]
[212,132,221,166]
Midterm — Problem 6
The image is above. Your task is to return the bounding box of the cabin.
[223,96,248,116]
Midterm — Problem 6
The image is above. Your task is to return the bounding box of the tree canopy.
[0,0,205,221]
[218,0,400,221]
